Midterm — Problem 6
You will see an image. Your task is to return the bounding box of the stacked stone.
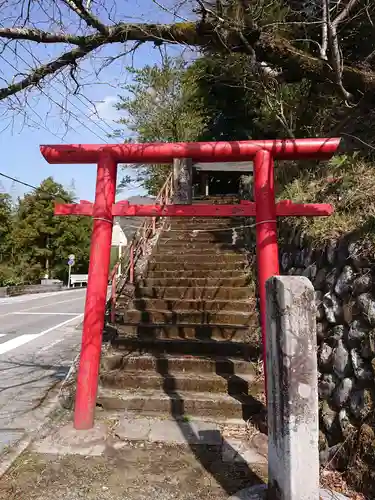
[279,231,375,461]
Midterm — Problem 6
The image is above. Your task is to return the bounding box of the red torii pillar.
[41,138,340,430]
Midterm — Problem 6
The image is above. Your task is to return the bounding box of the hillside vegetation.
[115,61,374,253]
[277,154,375,248]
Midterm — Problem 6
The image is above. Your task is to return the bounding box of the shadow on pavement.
[154,353,266,496]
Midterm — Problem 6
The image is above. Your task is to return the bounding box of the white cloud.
[91,95,119,123]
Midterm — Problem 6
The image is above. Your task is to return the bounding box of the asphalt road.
[0,288,87,453]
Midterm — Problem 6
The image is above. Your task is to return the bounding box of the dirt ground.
[0,441,268,500]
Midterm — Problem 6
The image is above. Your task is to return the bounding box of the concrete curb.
[57,350,80,410]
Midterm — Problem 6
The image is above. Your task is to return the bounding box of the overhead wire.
[19,112,69,143]
[0,55,71,143]
[0,51,107,142]
[0,36,147,199]
[16,39,116,139]
[0,20,119,140]
[0,171,72,203]
[20,41,119,138]
[0,43,118,203]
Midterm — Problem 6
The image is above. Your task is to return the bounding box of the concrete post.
[266,276,319,500]
[228,276,348,500]
[199,171,209,197]
[173,158,192,204]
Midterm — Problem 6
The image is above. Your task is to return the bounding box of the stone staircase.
[99,196,263,423]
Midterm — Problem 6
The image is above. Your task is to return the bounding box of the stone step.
[148,261,245,271]
[169,218,244,227]
[100,370,258,394]
[140,276,251,287]
[150,253,244,263]
[158,240,245,250]
[116,323,254,342]
[159,233,243,243]
[164,226,244,234]
[193,197,240,204]
[118,309,253,326]
[155,246,244,256]
[146,270,247,279]
[111,337,257,359]
[101,353,256,375]
[100,414,257,444]
[134,286,251,300]
[126,298,253,314]
[97,388,263,420]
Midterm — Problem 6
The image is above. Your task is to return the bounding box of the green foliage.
[113,0,374,252]
[117,57,205,142]
[115,56,207,195]
[0,193,13,263]
[277,153,375,244]
[10,177,91,285]
[185,54,263,141]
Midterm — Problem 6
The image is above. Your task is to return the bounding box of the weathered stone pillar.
[228,276,348,500]
[266,275,319,500]
[239,174,253,201]
[173,158,192,204]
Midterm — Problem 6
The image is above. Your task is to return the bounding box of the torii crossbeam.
[55,199,333,218]
[41,138,340,430]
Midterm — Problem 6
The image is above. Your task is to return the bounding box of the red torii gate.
[40,138,340,430]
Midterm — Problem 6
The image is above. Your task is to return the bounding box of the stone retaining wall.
[245,225,375,466]
[278,229,375,457]
[0,283,64,297]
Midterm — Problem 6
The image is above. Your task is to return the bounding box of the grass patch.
[276,153,375,247]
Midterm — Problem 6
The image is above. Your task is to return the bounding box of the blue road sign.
[68,258,74,266]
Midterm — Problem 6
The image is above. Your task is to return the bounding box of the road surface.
[0,288,87,453]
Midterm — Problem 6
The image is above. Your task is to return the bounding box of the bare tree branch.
[62,0,109,34]
[327,0,361,101]
[0,5,373,105]
[0,42,101,100]
[321,0,329,60]
[0,26,86,44]
[257,32,374,98]
[332,0,361,27]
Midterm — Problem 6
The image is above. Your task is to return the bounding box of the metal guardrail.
[109,173,173,323]
[70,274,89,287]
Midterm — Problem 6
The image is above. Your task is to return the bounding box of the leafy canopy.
[5,177,92,285]
[115,56,207,195]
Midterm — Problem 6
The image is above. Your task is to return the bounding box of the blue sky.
[0,0,194,202]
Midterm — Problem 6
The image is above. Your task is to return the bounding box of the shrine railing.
[109,172,173,323]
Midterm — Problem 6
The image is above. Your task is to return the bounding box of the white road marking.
[0,314,83,356]
[13,312,79,316]
[0,288,86,306]
[39,337,65,353]
[0,297,85,319]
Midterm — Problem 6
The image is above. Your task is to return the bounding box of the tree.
[0,192,16,285]
[184,53,269,141]
[0,193,13,260]
[114,48,348,197]
[115,56,206,194]
[0,0,374,112]
[12,177,92,283]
